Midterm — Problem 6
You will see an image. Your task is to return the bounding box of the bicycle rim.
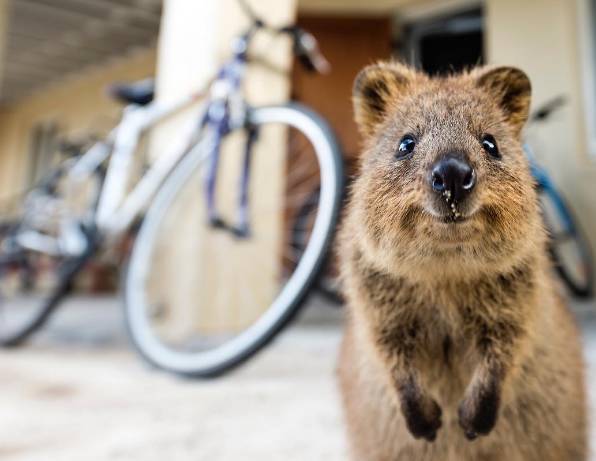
[125,103,343,376]
[0,231,94,346]
[0,159,103,346]
[540,189,594,298]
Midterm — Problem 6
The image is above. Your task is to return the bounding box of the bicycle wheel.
[0,222,95,346]
[539,186,594,298]
[0,160,101,346]
[125,103,343,377]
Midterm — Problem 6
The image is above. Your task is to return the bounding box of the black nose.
[430,156,476,202]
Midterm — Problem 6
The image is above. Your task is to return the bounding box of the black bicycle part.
[0,226,99,347]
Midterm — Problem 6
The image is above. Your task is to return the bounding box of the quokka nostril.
[432,172,445,192]
[462,169,476,190]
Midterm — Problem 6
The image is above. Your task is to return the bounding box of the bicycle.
[0,0,343,378]
[292,96,594,303]
[525,97,594,298]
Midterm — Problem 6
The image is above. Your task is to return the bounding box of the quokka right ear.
[353,61,419,138]
[474,66,531,136]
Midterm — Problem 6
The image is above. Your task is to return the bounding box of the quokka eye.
[397,135,416,159]
[481,134,500,159]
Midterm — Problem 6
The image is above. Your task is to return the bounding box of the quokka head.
[351,62,542,274]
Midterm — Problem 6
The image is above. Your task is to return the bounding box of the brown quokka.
[337,62,587,461]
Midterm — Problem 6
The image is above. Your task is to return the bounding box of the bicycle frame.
[69,53,249,241]
[17,15,328,255]
[94,93,209,235]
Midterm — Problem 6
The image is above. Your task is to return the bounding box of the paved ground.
[0,294,595,460]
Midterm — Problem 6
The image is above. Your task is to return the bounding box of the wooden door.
[282,15,393,291]
[292,15,393,164]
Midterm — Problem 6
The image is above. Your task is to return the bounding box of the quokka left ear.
[475,66,532,135]
[352,61,420,139]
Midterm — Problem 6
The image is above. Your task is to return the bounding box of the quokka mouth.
[423,207,472,225]
[442,189,463,220]
[432,188,478,223]
[438,214,469,224]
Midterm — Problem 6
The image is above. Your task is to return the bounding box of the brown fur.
[338,62,587,460]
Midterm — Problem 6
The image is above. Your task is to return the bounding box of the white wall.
[0,49,157,199]
[486,0,596,262]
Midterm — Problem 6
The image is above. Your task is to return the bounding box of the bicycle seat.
[108,78,155,106]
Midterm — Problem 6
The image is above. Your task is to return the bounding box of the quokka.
[338,62,587,461]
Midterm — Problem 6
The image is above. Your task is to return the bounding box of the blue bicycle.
[526,97,593,298]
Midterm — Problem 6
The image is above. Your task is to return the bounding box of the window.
[579,0,596,157]
[28,122,59,185]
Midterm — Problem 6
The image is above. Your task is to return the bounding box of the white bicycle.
[0,1,343,377]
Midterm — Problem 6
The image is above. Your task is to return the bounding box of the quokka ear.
[475,66,532,135]
[353,61,418,138]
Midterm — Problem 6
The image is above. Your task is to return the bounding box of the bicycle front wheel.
[125,103,343,377]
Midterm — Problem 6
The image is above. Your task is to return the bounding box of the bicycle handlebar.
[529,95,567,124]
[237,0,330,74]
[285,26,331,74]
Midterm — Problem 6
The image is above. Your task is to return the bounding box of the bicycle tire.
[539,187,594,298]
[0,156,104,346]
[0,230,97,347]
[124,102,343,377]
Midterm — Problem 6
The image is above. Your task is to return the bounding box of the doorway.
[401,8,484,75]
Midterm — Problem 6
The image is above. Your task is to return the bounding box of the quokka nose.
[430,156,476,202]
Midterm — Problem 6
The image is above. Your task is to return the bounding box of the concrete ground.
[0,294,595,460]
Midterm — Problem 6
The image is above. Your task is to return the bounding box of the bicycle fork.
[205,122,259,239]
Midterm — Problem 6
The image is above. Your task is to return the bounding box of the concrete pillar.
[149,0,297,339]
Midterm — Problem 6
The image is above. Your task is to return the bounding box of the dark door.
[401,9,484,76]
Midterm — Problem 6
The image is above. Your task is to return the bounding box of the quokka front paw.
[458,385,500,440]
[400,393,443,442]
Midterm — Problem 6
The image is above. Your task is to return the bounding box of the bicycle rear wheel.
[124,103,343,377]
